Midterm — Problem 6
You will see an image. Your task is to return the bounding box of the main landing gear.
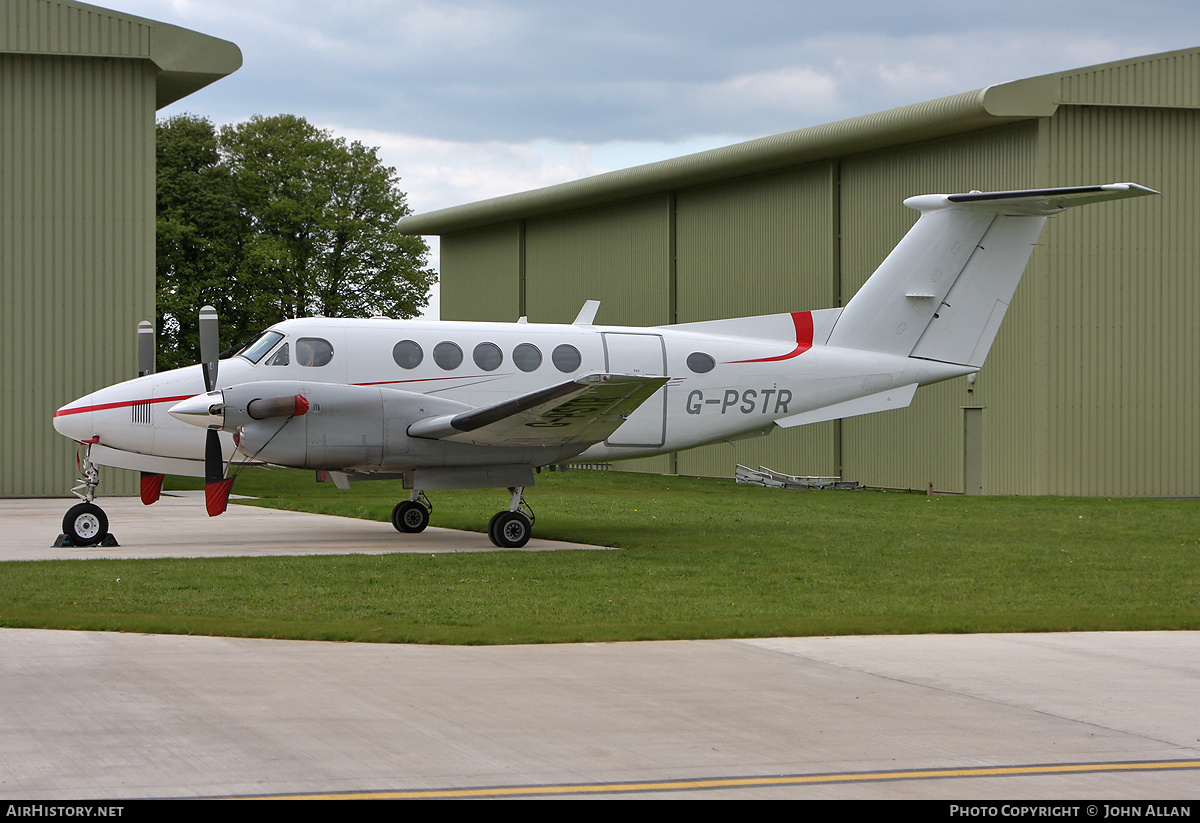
[57,441,117,547]
[391,491,432,533]
[487,487,534,549]
[390,486,536,549]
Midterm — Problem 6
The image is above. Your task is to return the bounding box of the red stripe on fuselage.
[54,394,196,417]
[726,311,813,364]
[55,375,494,417]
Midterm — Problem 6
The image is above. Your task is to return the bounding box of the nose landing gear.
[55,440,118,547]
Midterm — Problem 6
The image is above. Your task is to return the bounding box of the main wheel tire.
[489,511,532,549]
[63,502,108,546]
[392,501,430,533]
[487,511,505,545]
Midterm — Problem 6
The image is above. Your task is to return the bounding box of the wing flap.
[407,373,668,447]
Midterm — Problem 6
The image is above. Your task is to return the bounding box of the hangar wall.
[1,51,156,497]
[416,50,1200,497]
[1,0,240,497]
[526,195,673,327]
[439,224,523,322]
[1037,105,1200,496]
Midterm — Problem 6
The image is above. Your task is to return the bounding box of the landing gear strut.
[391,490,431,533]
[487,486,534,549]
[57,440,116,547]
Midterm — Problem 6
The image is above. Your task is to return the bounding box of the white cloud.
[330,129,607,215]
[701,66,841,119]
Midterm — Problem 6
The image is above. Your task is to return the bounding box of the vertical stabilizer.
[827,206,999,357]
[827,184,1158,367]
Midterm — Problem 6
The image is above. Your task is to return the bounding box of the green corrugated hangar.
[1,0,240,497]
[400,48,1200,497]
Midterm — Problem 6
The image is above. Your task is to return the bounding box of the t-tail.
[826,183,1158,367]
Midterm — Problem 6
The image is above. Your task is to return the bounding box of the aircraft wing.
[407,373,668,447]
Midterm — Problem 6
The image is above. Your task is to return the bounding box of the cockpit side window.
[296,337,334,367]
[237,330,285,364]
[266,343,290,366]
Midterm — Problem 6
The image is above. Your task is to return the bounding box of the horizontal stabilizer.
[407,373,668,448]
[775,383,919,428]
[939,182,1158,214]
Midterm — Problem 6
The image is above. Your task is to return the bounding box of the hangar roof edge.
[398,47,1200,236]
[1,0,242,108]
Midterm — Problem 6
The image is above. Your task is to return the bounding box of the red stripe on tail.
[727,311,814,364]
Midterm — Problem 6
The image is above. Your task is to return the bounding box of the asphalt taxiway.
[1,498,1197,799]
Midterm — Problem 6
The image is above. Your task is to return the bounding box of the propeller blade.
[204,428,233,517]
[137,320,154,377]
[140,472,164,506]
[198,306,230,516]
[205,429,224,485]
[205,477,235,517]
[199,305,219,393]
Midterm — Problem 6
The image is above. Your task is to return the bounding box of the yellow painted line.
[247,759,1200,799]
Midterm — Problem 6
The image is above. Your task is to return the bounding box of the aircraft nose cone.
[168,391,226,429]
[53,398,94,442]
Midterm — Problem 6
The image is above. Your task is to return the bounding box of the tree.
[155,113,435,370]
[156,114,248,370]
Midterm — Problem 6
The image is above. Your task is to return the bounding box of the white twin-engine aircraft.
[53,183,1156,548]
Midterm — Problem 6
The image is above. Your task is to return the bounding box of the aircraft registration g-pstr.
[53,183,1157,548]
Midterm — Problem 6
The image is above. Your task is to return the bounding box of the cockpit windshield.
[236,330,285,364]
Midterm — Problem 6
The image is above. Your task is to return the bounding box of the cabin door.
[601,332,666,447]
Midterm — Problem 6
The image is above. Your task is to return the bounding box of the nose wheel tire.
[63,502,108,546]
[488,511,531,548]
[392,501,430,533]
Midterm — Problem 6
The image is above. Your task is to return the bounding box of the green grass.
[2,468,1197,644]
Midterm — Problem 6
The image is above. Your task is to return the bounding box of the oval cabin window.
[433,341,463,370]
[513,343,542,372]
[686,352,715,374]
[393,340,422,369]
[552,344,581,373]
[473,342,503,371]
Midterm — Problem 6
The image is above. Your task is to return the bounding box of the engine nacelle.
[226,381,471,471]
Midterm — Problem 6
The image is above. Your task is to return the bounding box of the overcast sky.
[111,0,1199,314]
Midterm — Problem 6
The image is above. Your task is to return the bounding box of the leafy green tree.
[156,114,248,370]
[155,113,435,370]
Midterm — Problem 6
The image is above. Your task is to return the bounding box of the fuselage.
[53,311,976,475]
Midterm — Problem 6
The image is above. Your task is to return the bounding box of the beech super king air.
[53,183,1157,548]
